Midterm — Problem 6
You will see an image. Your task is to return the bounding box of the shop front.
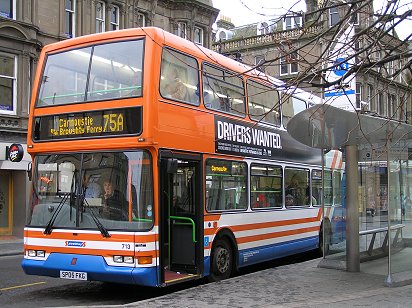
[0,142,31,237]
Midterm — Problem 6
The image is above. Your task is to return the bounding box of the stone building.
[0,0,218,237]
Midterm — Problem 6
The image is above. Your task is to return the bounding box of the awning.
[287,104,412,149]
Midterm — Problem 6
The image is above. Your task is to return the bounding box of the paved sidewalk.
[124,259,412,308]
[0,237,23,257]
[2,237,412,307]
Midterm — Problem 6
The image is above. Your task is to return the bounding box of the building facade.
[212,1,411,122]
[0,0,218,237]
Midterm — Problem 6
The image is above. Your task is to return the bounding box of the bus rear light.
[137,256,152,264]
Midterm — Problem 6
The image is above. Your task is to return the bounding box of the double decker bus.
[22,27,333,286]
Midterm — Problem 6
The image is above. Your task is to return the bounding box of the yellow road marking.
[0,281,46,291]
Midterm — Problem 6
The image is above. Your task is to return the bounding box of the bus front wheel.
[209,238,233,282]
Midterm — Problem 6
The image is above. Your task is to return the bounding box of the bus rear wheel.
[209,238,233,282]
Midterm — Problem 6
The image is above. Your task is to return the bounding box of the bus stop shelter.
[288,104,412,287]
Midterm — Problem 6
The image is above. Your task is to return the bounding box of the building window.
[367,84,375,112]
[136,12,145,27]
[355,82,362,109]
[354,40,360,63]
[65,0,75,38]
[194,26,204,46]
[0,53,17,114]
[388,93,398,120]
[110,5,120,30]
[280,51,298,75]
[0,0,15,19]
[283,15,302,30]
[378,92,386,116]
[351,3,359,25]
[177,22,187,39]
[96,1,105,33]
[329,7,339,27]
[399,95,407,122]
[386,60,394,78]
[258,21,270,35]
[255,55,265,73]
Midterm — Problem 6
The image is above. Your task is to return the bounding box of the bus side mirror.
[167,158,178,174]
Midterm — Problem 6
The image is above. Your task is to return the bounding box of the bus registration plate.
[60,270,87,281]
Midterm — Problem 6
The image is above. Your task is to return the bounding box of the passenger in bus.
[254,193,269,208]
[285,194,295,206]
[162,68,188,101]
[100,179,128,220]
[306,187,317,205]
[286,174,303,204]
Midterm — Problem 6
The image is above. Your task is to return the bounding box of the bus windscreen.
[36,39,144,106]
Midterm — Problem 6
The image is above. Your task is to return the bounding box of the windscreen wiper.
[43,192,70,235]
[82,198,111,238]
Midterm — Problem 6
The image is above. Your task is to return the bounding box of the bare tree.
[214,0,411,124]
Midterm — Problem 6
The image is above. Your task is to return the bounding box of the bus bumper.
[21,253,158,286]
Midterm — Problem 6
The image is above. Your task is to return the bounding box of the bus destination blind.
[33,107,142,141]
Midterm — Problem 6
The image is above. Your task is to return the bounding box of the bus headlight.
[123,256,134,264]
[113,255,124,263]
[27,249,45,257]
[113,255,134,264]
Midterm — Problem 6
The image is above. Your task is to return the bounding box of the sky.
[212,0,412,40]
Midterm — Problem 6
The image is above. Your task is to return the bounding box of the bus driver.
[100,179,127,220]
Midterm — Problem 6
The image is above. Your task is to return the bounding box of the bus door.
[159,152,203,284]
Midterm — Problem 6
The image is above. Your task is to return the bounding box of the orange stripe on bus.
[237,226,320,244]
[229,215,320,233]
[204,214,221,222]
[25,231,156,242]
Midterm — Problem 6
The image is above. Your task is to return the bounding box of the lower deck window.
[285,167,310,207]
[206,159,247,211]
[251,164,282,209]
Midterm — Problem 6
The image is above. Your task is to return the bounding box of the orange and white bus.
[21,27,335,286]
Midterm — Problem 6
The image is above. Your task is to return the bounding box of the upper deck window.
[282,95,307,128]
[203,64,245,117]
[160,48,200,105]
[247,80,280,126]
[37,39,144,107]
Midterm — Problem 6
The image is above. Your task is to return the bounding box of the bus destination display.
[33,107,142,141]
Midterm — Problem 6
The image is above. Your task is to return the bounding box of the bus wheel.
[209,238,233,282]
